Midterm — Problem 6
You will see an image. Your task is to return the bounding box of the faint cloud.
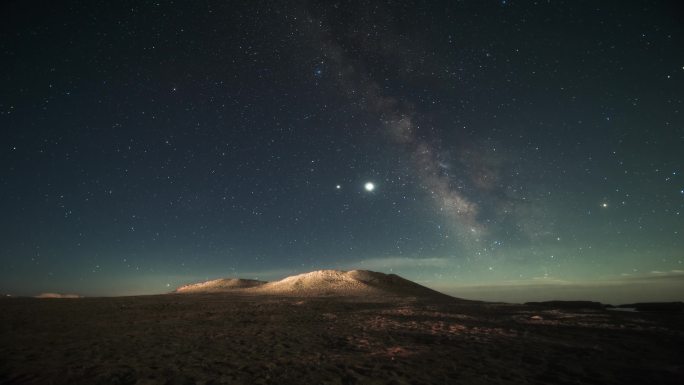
[528,276,572,284]
[435,271,684,304]
[343,256,450,271]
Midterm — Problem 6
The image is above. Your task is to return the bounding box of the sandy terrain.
[1,273,682,384]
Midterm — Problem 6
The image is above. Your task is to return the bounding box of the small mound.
[175,278,267,293]
[35,293,82,299]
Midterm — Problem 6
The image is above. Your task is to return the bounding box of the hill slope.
[176,270,452,299]
[175,278,267,293]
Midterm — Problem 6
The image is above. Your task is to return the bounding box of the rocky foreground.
[1,292,683,384]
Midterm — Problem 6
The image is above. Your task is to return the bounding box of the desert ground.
[1,271,683,384]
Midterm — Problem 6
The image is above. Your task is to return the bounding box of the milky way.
[306,14,488,244]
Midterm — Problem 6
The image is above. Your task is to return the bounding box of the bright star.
[364,182,375,192]
[601,202,608,208]
[335,184,341,189]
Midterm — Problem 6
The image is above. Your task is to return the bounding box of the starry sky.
[1,1,683,303]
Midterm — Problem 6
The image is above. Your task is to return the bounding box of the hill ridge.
[174,269,452,299]
[175,278,267,293]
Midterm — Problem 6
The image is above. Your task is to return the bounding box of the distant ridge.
[617,302,683,313]
[175,270,453,300]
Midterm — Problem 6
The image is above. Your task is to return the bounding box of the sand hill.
[175,278,267,293]
[175,270,452,299]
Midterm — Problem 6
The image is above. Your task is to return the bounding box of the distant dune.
[175,278,267,293]
[175,269,453,299]
[524,301,605,310]
[35,293,81,299]
[617,302,684,312]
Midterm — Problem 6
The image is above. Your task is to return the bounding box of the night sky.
[2,1,683,303]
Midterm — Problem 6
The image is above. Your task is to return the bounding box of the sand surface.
[1,294,682,385]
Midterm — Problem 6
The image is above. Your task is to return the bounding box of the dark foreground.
[1,295,682,385]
